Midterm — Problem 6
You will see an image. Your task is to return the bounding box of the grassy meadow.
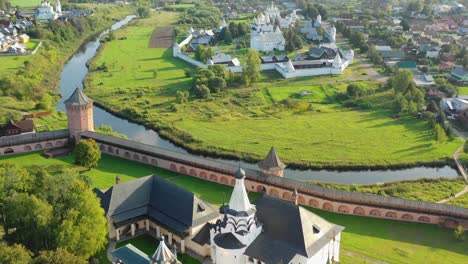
[10,0,41,9]
[316,178,466,203]
[1,152,468,263]
[84,11,462,169]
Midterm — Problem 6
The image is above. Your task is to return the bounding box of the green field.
[1,152,468,263]
[10,0,41,9]
[449,193,468,208]
[84,11,462,169]
[458,86,468,95]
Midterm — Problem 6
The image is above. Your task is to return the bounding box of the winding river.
[56,16,459,185]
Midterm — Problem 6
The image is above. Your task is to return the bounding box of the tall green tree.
[0,243,32,264]
[243,49,261,86]
[4,194,53,250]
[74,139,101,168]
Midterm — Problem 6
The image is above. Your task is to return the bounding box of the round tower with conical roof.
[65,88,94,143]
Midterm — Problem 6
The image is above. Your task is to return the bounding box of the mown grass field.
[1,152,467,263]
[10,0,41,9]
[458,86,468,95]
[85,11,462,169]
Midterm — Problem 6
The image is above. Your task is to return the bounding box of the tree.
[175,91,189,103]
[195,45,206,62]
[390,70,414,94]
[393,93,408,112]
[194,84,210,99]
[0,243,32,264]
[4,193,53,251]
[434,124,447,143]
[454,225,465,241]
[208,77,226,93]
[33,248,87,264]
[224,29,232,44]
[243,49,261,86]
[56,180,107,259]
[74,139,101,168]
[108,30,116,41]
[37,93,53,110]
[400,19,410,31]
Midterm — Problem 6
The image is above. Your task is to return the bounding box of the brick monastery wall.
[81,131,468,229]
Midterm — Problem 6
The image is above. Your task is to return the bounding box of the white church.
[209,167,344,263]
[35,0,62,20]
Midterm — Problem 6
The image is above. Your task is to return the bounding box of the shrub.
[454,225,465,241]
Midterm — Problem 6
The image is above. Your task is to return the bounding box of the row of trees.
[335,21,368,53]
[177,4,220,28]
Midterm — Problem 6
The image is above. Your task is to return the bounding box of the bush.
[454,225,465,241]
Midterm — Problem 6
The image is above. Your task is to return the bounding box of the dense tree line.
[190,65,227,99]
[177,4,220,29]
[297,0,327,20]
[0,165,108,263]
[283,28,303,52]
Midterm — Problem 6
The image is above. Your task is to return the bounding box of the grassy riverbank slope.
[0,4,132,126]
[1,152,467,263]
[84,11,461,169]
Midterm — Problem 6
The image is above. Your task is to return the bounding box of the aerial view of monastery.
[0,0,468,263]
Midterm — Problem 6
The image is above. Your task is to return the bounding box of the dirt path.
[149,26,174,48]
[437,147,468,203]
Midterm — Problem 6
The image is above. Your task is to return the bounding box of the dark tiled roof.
[213,232,245,249]
[380,50,406,59]
[98,175,218,236]
[191,223,211,246]
[0,129,68,148]
[64,88,92,106]
[258,147,286,171]
[245,196,344,261]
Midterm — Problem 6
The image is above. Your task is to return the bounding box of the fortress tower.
[65,88,94,143]
[258,146,286,176]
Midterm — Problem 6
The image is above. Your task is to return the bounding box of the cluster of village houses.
[0,0,93,55]
[174,2,353,79]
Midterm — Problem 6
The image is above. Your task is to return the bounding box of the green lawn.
[26,40,40,50]
[10,0,41,9]
[458,86,468,95]
[449,193,468,208]
[1,152,468,263]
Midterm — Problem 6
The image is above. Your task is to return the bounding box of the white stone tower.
[55,0,62,14]
[65,88,94,143]
[210,167,262,264]
[329,25,336,43]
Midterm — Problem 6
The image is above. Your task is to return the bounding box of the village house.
[440,97,468,113]
[0,119,35,137]
[449,67,468,84]
[413,74,436,87]
[418,45,442,58]
[208,53,240,67]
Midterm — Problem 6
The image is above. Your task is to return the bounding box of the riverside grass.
[84,11,462,169]
[1,152,468,263]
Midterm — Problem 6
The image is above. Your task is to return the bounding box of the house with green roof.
[449,67,468,84]
[395,61,417,71]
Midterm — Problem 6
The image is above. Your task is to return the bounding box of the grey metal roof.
[0,129,68,148]
[64,88,93,106]
[258,147,286,171]
[97,175,218,236]
[112,244,149,264]
[245,196,344,261]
